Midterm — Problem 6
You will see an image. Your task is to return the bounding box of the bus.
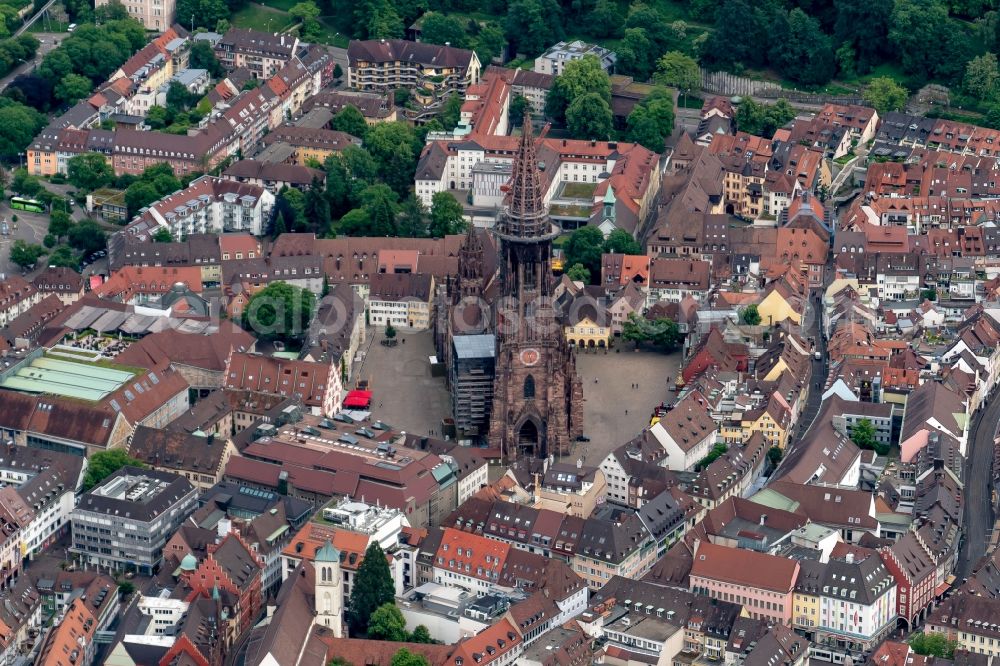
[9,196,45,213]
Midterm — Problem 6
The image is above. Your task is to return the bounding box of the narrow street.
[955,392,999,580]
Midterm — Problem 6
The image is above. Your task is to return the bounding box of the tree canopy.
[863,77,909,114]
[242,281,316,344]
[83,450,147,491]
[348,542,395,635]
[910,633,957,659]
[546,55,611,126]
[67,153,114,192]
[9,240,46,270]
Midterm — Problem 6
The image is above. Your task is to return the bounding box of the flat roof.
[0,355,137,401]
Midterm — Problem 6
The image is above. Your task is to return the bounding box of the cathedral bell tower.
[488,111,584,461]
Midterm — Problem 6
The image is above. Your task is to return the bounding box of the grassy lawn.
[678,94,704,109]
[834,153,854,165]
[315,18,349,47]
[561,182,597,199]
[231,4,295,33]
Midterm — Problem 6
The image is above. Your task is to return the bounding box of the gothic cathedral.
[488,113,584,460]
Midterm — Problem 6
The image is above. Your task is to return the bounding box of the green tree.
[337,208,373,236]
[701,0,765,70]
[385,322,397,339]
[391,649,431,666]
[768,446,783,465]
[615,28,655,81]
[146,105,170,130]
[410,625,433,644]
[850,418,878,450]
[10,168,44,198]
[242,281,316,344]
[83,449,146,491]
[290,0,323,41]
[563,226,605,279]
[625,87,675,152]
[586,0,624,39]
[909,633,957,659]
[348,542,395,634]
[429,191,466,237]
[359,183,400,236]
[166,81,196,113]
[604,229,641,255]
[741,304,762,326]
[546,54,611,125]
[863,76,909,114]
[650,317,681,351]
[331,106,369,140]
[566,262,591,283]
[509,95,529,126]
[55,73,93,105]
[0,100,47,161]
[921,287,937,301]
[189,40,224,78]
[47,245,78,268]
[279,187,307,231]
[697,442,728,470]
[654,51,700,95]
[9,240,46,269]
[398,195,427,238]
[505,0,563,57]
[834,0,893,74]
[67,221,107,256]
[305,178,331,234]
[419,12,467,47]
[889,0,950,76]
[439,93,463,131]
[67,152,114,192]
[964,52,1000,101]
[735,99,795,138]
[622,312,646,345]
[151,227,174,243]
[768,8,835,85]
[472,22,505,65]
[368,603,408,641]
[174,0,230,31]
[125,182,160,216]
[364,122,419,198]
[566,92,612,139]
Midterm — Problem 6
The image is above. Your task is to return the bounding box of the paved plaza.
[569,346,682,466]
[355,327,453,438]
[353,328,681,466]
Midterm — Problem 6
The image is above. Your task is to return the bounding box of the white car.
[67,23,77,31]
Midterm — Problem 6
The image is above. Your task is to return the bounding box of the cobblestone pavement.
[357,327,453,438]
[567,346,682,466]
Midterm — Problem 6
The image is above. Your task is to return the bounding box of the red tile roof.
[690,541,799,592]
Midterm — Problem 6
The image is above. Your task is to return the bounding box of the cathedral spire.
[500,110,549,238]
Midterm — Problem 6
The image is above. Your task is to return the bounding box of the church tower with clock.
[488,112,584,461]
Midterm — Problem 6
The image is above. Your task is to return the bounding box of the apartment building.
[260,125,361,165]
[215,28,300,79]
[534,40,616,76]
[348,39,481,112]
[367,272,436,330]
[96,0,176,30]
[123,175,275,241]
[70,467,198,575]
[690,541,800,626]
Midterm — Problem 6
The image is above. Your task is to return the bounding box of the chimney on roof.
[759,514,767,526]
[845,552,855,564]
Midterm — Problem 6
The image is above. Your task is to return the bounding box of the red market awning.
[344,390,372,408]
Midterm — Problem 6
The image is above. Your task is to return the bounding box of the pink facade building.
[689,541,800,625]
